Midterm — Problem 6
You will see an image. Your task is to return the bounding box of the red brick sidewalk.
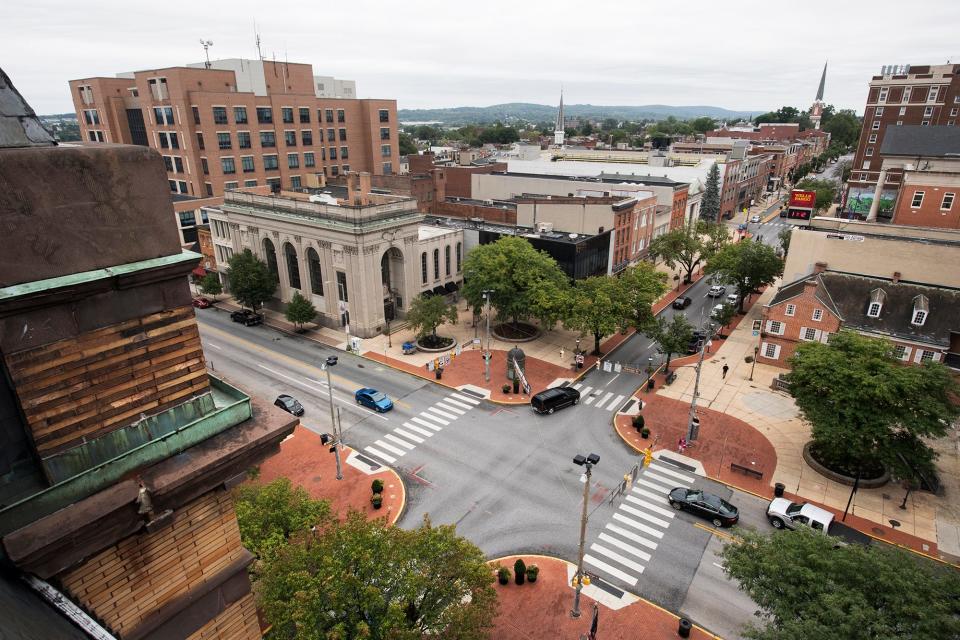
[489,555,719,639]
[255,425,404,524]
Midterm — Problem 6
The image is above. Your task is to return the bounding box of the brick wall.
[186,593,261,640]
[445,163,507,199]
[891,182,960,229]
[757,281,841,367]
[435,200,516,224]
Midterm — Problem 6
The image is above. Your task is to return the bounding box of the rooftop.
[425,216,602,244]
[880,125,960,158]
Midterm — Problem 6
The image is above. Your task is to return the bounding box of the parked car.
[274,394,304,416]
[230,309,263,326]
[710,303,726,320]
[725,292,740,307]
[355,388,394,412]
[686,330,707,354]
[672,296,692,310]
[531,386,580,414]
[192,296,211,308]
[766,498,871,545]
[750,214,761,223]
[669,488,739,527]
[707,284,726,297]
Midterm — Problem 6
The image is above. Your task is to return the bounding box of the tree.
[721,528,960,640]
[226,249,276,310]
[619,262,669,331]
[700,221,731,259]
[648,221,712,285]
[233,478,331,560]
[461,236,569,330]
[284,291,317,330]
[407,294,458,341]
[821,108,861,147]
[795,178,837,212]
[701,163,721,221]
[753,106,801,125]
[199,272,222,300]
[398,132,418,156]
[564,276,631,356]
[689,116,717,134]
[258,512,498,640]
[646,314,694,375]
[705,241,782,313]
[788,331,959,481]
[777,227,791,256]
[712,303,738,336]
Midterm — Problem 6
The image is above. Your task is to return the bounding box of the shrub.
[641,427,650,439]
[744,355,754,363]
[371,479,384,494]
[371,493,383,509]
[632,414,645,430]
[497,566,510,585]
[526,564,539,583]
[502,384,511,393]
[514,558,526,585]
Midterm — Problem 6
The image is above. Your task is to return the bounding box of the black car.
[531,386,580,414]
[686,330,707,354]
[672,296,692,310]
[668,487,739,527]
[230,309,263,326]
[274,394,305,416]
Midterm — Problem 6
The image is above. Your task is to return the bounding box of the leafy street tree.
[700,221,731,258]
[646,313,694,375]
[689,116,717,134]
[564,276,631,356]
[233,478,331,560]
[701,163,721,221]
[796,178,838,212]
[753,105,801,125]
[788,331,959,481]
[398,132,418,155]
[648,220,725,285]
[705,241,783,313]
[619,263,669,330]
[198,272,222,300]
[821,108,862,147]
[406,294,459,344]
[226,249,277,310]
[284,291,317,330]
[461,236,569,330]
[721,528,960,640]
[259,512,498,640]
[712,303,738,336]
[777,228,791,256]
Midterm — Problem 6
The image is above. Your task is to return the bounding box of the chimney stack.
[892,271,901,283]
[345,171,371,206]
[813,261,828,274]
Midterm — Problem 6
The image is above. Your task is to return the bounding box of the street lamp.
[749,346,759,381]
[482,289,494,382]
[322,355,342,480]
[571,452,600,618]
[686,321,715,443]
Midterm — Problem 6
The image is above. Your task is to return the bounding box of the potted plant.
[371,493,383,509]
[632,414,645,431]
[502,383,511,393]
[640,427,650,439]
[371,479,384,494]
[497,566,510,585]
[514,558,526,585]
[526,564,539,583]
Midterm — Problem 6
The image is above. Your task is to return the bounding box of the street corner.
[256,425,405,525]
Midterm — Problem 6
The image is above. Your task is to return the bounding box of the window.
[376,109,389,123]
[217,132,232,149]
[762,342,780,359]
[169,132,179,149]
[325,109,334,123]
[812,309,823,322]
[330,165,339,176]
[444,245,451,276]
[383,162,393,175]
[224,181,238,191]
[201,157,209,175]
[380,127,390,140]
[950,121,956,126]
[802,327,818,341]
[952,108,959,116]
[244,179,257,187]
[381,144,392,157]
[329,147,337,160]
[928,86,939,101]
[163,156,174,172]
[221,157,236,174]
[338,128,347,142]
[767,320,784,335]
[147,77,168,100]
[242,156,255,173]
[238,131,251,148]
[256,107,273,124]
[308,248,323,295]
[342,165,350,174]
[784,304,796,317]
[263,154,279,170]
[892,345,908,361]
[168,179,177,192]
[897,121,903,126]
[266,177,281,192]
[205,182,213,196]
[872,120,880,130]
[192,106,201,124]
[878,87,888,102]
[178,211,196,227]
[912,294,928,326]
[290,176,301,190]
[284,243,301,289]
[340,146,348,160]
[301,152,314,168]
[875,106,883,116]
[282,107,294,124]
[336,271,348,302]
[213,106,228,124]
[919,350,935,363]
[153,107,174,125]
[456,242,462,272]
[298,107,310,124]
[78,85,94,104]
[911,191,924,207]
[868,302,881,317]
[159,132,169,149]
[865,147,873,157]
[868,133,877,143]
[433,249,440,280]
[922,120,930,126]
[941,193,955,210]
[196,132,205,150]
[302,130,313,145]
[421,252,428,283]
[904,88,913,103]
[898,106,906,116]
[233,106,248,124]
[924,106,934,117]
[337,109,345,123]
[321,148,326,161]
[178,180,188,193]
[260,131,276,147]
[288,153,299,169]
[326,128,336,142]
[174,157,184,173]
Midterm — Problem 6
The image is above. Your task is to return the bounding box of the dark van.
[531,387,580,414]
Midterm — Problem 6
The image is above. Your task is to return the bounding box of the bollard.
[774,482,785,498]
[678,618,692,638]
[647,378,655,391]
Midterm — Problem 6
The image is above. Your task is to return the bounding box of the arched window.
[307,247,323,295]
[262,238,279,284]
[444,245,451,276]
[421,252,428,284]
[433,248,440,280]
[456,242,462,273]
[283,243,301,289]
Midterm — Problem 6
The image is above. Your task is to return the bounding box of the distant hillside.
[398,103,761,125]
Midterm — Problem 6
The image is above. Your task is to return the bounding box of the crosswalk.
[582,460,696,587]
[571,383,627,412]
[362,391,481,465]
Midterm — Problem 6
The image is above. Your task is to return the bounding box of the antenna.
[254,21,263,60]
[200,39,214,69]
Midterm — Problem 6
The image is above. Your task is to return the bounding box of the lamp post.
[687,321,715,443]
[322,357,342,480]
[571,452,600,618]
[482,289,494,382]
[749,345,759,381]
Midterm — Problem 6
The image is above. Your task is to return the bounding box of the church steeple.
[554,89,565,146]
[815,61,827,102]
[810,62,828,130]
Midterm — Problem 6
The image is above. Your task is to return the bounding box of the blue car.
[355,387,394,412]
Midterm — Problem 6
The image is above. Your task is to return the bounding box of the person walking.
[722,363,729,379]
[560,347,565,363]
[678,437,687,454]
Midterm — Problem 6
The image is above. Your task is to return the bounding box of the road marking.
[594,538,651,567]
[648,464,695,483]
[604,394,626,411]
[384,433,415,449]
[394,427,425,443]
[637,475,674,494]
[208,343,223,350]
[442,398,473,410]
[612,512,665,539]
[572,383,582,390]
[450,393,480,405]
[583,555,639,585]
[413,415,445,430]
[643,470,683,490]
[694,522,737,541]
[603,374,620,388]
[256,363,389,421]
[434,401,465,415]
[584,392,597,405]
[605,523,659,550]
[619,502,671,528]
[403,422,435,437]
[425,406,457,421]
[598,533,652,562]
[596,391,614,408]
[374,440,406,456]
[624,494,676,519]
[630,487,671,505]
[364,446,396,463]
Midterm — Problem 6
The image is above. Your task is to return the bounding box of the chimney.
[892,271,901,283]
[813,261,828,274]
[346,171,371,206]
[803,279,819,293]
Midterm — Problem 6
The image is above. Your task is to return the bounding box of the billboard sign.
[789,190,816,209]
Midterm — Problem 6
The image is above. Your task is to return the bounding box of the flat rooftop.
[425,215,603,244]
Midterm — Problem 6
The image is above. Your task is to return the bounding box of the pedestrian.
[596,359,602,372]
[722,363,729,379]
[678,437,687,454]
[560,347,565,362]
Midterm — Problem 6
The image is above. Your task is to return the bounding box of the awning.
[192,266,207,277]
[444,281,459,293]
[432,285,446,295]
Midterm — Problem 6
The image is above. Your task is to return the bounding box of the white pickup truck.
[766,498,871,545]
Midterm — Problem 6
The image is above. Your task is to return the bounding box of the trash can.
[435,367,443,380]
[774,482,785,498]
[647,378,655,391]
[678,618,692,638]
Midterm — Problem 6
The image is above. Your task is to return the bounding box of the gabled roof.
[768,274,842,319]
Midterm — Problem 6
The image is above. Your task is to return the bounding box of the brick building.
[70,58,399,201]
[0,69,295,638]
[844,63,960,220]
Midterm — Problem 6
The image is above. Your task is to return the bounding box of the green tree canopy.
[821,108,861,147]
[648,220,721,284]
[689,116,717,134]
[233,478,331,560]
[795,178,837,212]
[777,227,791,256]
[398,132,418,156]
[199,272,222,299]
[705,240,782,312]
[478,123,520,145]
[406,294,459,339]
[722,528,960,640]
[227,249,277,310]
[788,331,959,480]
[284,291,317,329]
[564,275,631,355]
[619,262,669,331]
[646,313,694,375]
[753,105,801,125]
[712,302,738,336]
[701,163,721,221]
[259,512,498,640]
[461,236,570,329]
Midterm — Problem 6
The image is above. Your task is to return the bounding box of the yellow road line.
[694,522,737,542]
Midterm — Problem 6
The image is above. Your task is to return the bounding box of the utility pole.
[571,453,600,618]
[323,361,342,480]
[686,321,714,443]
[482,289,494,382]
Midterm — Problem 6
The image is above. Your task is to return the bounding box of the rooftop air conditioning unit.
[537,222,554,233]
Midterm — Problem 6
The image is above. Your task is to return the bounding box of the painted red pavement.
[490,555,719,639]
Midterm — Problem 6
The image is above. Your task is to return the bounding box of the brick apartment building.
[845,63,960,219]
[880,126,960,229]
[69,58,399,200]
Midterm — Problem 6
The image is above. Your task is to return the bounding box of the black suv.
[687,330,707,354]
[230,309,263,326]
[531,387,580,414]
[274,394,305,416]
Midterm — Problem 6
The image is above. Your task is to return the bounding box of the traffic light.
[642,447,653,467]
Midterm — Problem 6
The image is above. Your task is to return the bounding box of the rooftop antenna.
[254,21,263,61]
[200,39,214,69]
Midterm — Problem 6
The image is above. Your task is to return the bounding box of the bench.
[730,462,763,480]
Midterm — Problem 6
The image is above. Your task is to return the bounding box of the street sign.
[602,361,612,372]
[614,362,622,373]
[752,319,761,337]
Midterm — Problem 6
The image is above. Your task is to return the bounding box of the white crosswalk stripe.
[605,523,658,551]
[620,501,672,529]
[616,507,666,538]
[403,422,435,437]
[605,394,626,411]
[425,406,457,421]
[443,397,474,410]
[596,391,614,409]
[648,463,695,483]
[374,440,406,457]
[598,532,652,562]
[384,433,415,449]
[583,555,638,586]
[364,446,396,463]
[643,470,683,490]
[577,385,593,398]
[590,543,647,573]
[450,392,480,405]
[637,475,674,494]
[624,494,677,519]
[393,427,424,443]
[584,393,597,405]
[435,402,465,415]
[412,416,444,430]
[631,487,671,505]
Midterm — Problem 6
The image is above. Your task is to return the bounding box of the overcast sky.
[4,0,959,116]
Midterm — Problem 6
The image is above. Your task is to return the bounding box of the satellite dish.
[569,233,578,239]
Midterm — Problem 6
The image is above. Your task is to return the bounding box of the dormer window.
[911,295,929,326]
[867,288,886,318]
